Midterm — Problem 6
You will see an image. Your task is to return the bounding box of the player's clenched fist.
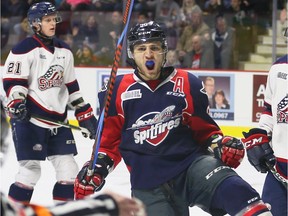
[74,153,114,199]
[211,135,245,168]
[74,163,104,199]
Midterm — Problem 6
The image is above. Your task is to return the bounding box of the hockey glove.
[211,135,245,168]
[74,153,114,199]
[75,103,97,139]
[6,98,30,121]
[242,128,276,173]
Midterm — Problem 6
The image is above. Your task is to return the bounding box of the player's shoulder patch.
[11,37,41,54]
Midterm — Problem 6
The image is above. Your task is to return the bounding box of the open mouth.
[145,60,155,70]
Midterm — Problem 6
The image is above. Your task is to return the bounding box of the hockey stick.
[1,96,90,136]
[265,162,288,190]
[88,0,135,173]
[31,114,91,136]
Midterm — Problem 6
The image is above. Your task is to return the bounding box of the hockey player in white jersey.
[0,99,146,216]
[2,2,97,203]
[242,27,288,215]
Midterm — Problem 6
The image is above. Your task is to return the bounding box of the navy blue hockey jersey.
[98,67,223,189]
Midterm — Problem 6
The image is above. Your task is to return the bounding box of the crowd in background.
[1,0,287,69]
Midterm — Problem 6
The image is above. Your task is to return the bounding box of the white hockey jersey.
[2,35,83,128]
[259,55,288,160]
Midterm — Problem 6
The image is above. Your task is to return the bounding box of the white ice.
[0,129,266,215]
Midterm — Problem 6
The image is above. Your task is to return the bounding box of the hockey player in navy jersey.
[74,21,272,215]
[2,2,97,203]
[242,27,288,216]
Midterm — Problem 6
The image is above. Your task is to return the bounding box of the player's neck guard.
[35,33,54,46]
[35,27,54,40]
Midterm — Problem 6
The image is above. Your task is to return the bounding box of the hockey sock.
[235,201,272,216]
[211,175,261,215]
[8,183,34,202]
[53,182,74,202]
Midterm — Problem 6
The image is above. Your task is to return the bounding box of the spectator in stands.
[176,7,210,62]
[210,15,235,69]
[203,0,226,16]
[225,0,254,66]
[136,11,150,24]
[203,76,216,108]
[62,33,78,54]
[6,0,30,17]
[13,17,34,42]
[1,0,30,62]
[279,0,287,25]
[150,0,181,50]
[98,10,123,65]
[75,43,98,66]
[152,0,180,24]
[213,89,230,109]
[245,0,272,35]
[3,0,30,46]
[225,0,251,25]
[178,0,202,34]
[71,20,82,45]
[165,7,180,50]
[181,34,214,69]
[165,50,182,68]
[76,14,100,52]
[129,11,151,35]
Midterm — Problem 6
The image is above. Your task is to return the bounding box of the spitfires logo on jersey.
[38,65,64,90]
[277,94,288,123]
[130,105,181,146]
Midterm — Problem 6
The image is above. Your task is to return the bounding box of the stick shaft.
[31,114,90,135]
[89,0,134,170]
[266,162,288,190]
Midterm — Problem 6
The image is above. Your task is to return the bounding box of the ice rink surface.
[0,129,266,215]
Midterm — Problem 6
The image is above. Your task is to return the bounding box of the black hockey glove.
[242,128,276,173]
[6,98,30,121]
[75,103,97,139]
[211,134,245,168]
[74,153,114,199]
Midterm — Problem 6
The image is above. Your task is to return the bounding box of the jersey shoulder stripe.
[11,37,41,54]
[11,36,71,55]
[53,38,71,50]
[176,69,203,92]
